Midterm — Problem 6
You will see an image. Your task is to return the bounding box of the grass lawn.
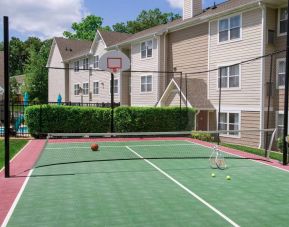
[221,143,283,162]
[0,139,29,169]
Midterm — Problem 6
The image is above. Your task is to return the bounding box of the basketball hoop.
[99,50,130,74]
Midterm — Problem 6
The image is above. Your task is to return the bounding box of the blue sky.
[0,0,225,41]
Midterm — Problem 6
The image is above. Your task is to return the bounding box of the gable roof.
[158,77,214,110]
[98,30,132,47]
[54,37,92,62]
[111,0,260,47]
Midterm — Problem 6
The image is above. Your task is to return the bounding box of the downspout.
[259,1,266,148]
[195,110,201,131]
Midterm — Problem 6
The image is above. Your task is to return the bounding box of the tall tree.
[23,39,52,102]
[63,15,111,41]
[9,37,26,77]
[113,9,181,34]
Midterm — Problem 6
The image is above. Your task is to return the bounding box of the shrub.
[25,105,111,137]
[191,132,215,142]
[277,137,284,152]
[114,107,195,132]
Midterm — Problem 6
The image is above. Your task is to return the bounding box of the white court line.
[126,146,240,227]
[0,140,32,173]
[1,169,33,227]
[186,140,289,173]
[45,143,195,150]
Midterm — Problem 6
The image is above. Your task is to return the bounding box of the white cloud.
[167,0,183,9]
[0,0,87,39]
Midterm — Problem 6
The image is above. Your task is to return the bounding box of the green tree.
[0,42,3,51]
[9,37,26,77]
[113,9,181,34]
[63,15,111,41]
[23,39,52,102]
[9,77,20,102]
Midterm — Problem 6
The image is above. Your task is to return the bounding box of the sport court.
[3,137,289,227]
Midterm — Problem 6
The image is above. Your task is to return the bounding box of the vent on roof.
[212,2,217,9]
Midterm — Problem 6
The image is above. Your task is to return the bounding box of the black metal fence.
[0,101,120,137]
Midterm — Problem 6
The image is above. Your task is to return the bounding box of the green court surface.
[6,139,289,226]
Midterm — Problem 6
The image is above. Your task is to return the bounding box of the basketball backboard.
[99,50,130,73]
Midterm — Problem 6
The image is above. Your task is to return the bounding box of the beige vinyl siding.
[69,40,120,103]
[265,7,286,113]
[69,64,120,103]
[121,72,130,106]
[130,38,160,106]
[164,90,187,107]
[220,111,260,147]
[209,8,263,109]
[167,22,208,79]
[48,44,67,102]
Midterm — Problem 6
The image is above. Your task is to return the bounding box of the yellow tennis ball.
[226,176,231,180]
[211,173,216,177]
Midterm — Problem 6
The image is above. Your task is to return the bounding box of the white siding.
[130,38,160,106]
[209,9,263,109]
[48,44,66,102]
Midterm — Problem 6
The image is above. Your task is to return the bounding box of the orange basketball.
[91,143,99,152]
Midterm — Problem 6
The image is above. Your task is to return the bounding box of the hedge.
[114,107,195,132]
[25,105,111,136]
[25,105,196,137]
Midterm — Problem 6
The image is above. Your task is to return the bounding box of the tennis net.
[32,129,277,169]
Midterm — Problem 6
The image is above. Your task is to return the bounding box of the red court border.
[1,137,289,226]
[0,140,46,226]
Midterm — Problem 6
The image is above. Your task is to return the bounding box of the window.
[74,61,79,72]
[219,15,241,42]
[141,40,153,59]
[279,7,288,35]
[94,55,99,68]
[219,112,240,136]
[277,59,285,88]
[110,79,119,94]
[277,113,284,137]
[93,82,99,95]
[74,84,80,95]
[83,58,89,70]
[218,65,240,89]
[141,75,153,92]
[83,83,89,95]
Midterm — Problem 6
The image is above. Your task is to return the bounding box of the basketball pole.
[283,0,289,165]
[4,16,10,178]
[110,73,114,133]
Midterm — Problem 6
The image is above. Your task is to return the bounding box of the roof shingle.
[54,37,92,62]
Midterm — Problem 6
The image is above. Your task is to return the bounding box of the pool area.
[0,125,29,136]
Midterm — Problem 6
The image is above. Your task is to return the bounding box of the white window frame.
[218,111,241,138]
[140,39,153,59]
[276,111,289,138]
[217,63,241,90]
[218,14,242,44]
[94,55,99,69]
[93,81,99,95]
[110,79,119,95]
[74,61,79,72]
[140,75,153,93]
[278,6,288,37]
[83,58,89,70]
[276,58,286,89]
[74,83,80,96]
[82,82,89,96]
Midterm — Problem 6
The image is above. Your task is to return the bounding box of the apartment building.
[48,0,287,148]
